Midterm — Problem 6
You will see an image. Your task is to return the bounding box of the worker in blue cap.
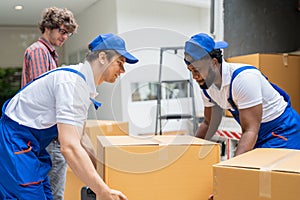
[184,33,300,157]
[0,33,137,200]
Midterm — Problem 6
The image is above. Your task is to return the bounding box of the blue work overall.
[0,68,100,200]
[203,66,300,149]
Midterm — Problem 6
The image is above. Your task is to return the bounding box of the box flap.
[215,148,300,173]
[97,135,217,147]
[85,119,125,127]
[154,135,217,146]
[97,135,159,147]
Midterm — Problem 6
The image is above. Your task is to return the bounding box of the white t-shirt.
[5,61,98,129]
[202,61,287,123]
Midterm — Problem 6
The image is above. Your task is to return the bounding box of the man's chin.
[57,41,65,47]
[108,78,117,83]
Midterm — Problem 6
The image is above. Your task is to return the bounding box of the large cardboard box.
[213,148,300,200]
[227,53,300,113]
[64,120,128,200]
[97,135,220,200]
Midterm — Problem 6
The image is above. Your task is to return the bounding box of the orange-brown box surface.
[64,120,129,200]
[84,120,129,149]
[227,53,300,114]
[64,167,85,200]
[97,135,220,200]
[213,148,300,200]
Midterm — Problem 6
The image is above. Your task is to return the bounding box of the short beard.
[199,66,215,89]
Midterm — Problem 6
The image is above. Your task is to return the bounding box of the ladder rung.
[160,114,192,120]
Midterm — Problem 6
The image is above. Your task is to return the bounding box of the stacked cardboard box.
[64,167,86,200]
[213,148,300,200]
[64,120,129,200]
[97,135,220,200]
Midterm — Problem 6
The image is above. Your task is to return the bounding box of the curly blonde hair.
[38,7,78,34]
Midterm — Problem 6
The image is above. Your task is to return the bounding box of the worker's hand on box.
[98,189,127,200]
[208,194,214,200]
[110,189,128,200]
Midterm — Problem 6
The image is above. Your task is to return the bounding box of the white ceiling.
[0,0,100,26]
[0,0,210,26]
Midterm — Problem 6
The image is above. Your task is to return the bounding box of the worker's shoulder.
[52,67,87,84]
[25,40,48,52]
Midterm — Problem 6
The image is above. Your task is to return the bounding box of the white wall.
[0,26,66,68]
[116,0,209,36]
[0,27,38,68]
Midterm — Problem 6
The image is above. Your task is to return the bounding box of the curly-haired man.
[21,7,78,200]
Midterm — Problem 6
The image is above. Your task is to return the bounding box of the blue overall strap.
[19,68,101,110]
[202,89,212,102]
[21,68,86,92]
[228,66,257,109]
[267,80,291,106]
[227,66,257,123]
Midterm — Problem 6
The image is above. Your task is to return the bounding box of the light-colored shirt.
[6,61,97,129]
[202,61,287,123]
[21,37,58,87]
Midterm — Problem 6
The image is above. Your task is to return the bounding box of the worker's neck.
[214,63,222,89]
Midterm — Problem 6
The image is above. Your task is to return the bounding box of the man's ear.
[98,52,106,64]
[44,27,52,35]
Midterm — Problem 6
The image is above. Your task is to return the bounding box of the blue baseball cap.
[89,33,138,64]
[184,33,228,61]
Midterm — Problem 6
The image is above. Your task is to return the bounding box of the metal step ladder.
[154,46,197,135]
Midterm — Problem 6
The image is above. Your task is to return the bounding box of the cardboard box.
[227,53,300,113]
[97,135,220,200]
[64,166,85,200]
[141,130,187,136]
[213,148,300,200]
[84,120,129,150]
[64,120,129,200]
[224,109,233,117]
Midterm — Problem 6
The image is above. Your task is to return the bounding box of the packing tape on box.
[150,137,170,161]
[282,53,288,67]
[259,167,272,198]
[259,151,297,198]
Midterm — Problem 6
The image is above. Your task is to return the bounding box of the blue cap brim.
[215,41,228,49]
[116,49,139,64]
